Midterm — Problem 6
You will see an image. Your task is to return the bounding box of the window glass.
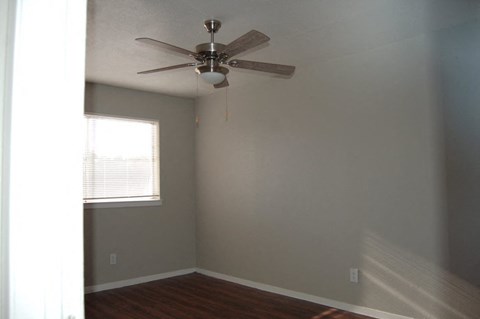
[83,114,160,203]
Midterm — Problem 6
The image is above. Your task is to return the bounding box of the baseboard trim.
[83,267,412,319]
[195,268,413,319]
[84,268,196,294]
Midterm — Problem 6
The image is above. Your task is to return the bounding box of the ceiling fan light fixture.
[200,71,225,85]
[196,65,229,85]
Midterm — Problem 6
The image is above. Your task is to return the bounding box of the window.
[83,114,160,207]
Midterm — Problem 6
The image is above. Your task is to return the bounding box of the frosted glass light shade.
[200,71,225,85]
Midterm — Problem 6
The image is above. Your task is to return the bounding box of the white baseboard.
[195,268,413,319]
[84,268,196,294]
[84,267,412,319]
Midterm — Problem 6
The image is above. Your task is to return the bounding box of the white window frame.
[83,113,162,209]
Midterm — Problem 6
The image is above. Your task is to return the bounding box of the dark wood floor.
[85,273,373,319]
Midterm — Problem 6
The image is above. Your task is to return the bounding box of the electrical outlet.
[350,268,359,283]
[110,253,117,265]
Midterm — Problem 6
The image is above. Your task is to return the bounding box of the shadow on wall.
[360,231,480,319]
[84,210,96,287]
[436,21,480,288]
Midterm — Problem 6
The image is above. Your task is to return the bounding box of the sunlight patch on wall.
[360,231,480,319]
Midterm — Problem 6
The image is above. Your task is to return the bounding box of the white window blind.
[83,114,160,203]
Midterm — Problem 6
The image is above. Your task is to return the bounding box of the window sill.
[84,199,163,210]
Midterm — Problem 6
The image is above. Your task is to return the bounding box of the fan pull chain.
[195,74,200,128]
[196,73,199,98]
[225,87,229,122]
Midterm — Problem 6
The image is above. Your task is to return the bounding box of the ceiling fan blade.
[214,78,229,89]
[228,59,295,76]
[220,30,270,59]
[136,37,200,59]
[137,63,199,74]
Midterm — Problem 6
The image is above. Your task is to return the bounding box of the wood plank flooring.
[85,273,373,319]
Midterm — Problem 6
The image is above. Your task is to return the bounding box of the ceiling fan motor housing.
[194,19,230,63]
[195,42,226,62]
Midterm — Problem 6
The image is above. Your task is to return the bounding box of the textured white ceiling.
[86,0,480,98]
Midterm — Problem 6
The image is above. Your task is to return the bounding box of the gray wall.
[195,21,480,319]
[84,82,196,286]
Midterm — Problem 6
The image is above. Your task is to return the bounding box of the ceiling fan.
[136,19,295,88]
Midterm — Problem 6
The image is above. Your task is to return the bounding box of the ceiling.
[86,0,479,98]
